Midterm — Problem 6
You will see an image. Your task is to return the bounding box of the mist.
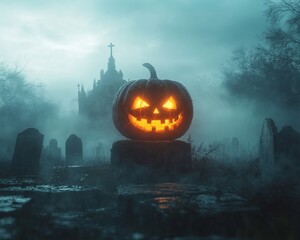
[1,2,300,239]
[1,0,297,160]
[0,0,266,107]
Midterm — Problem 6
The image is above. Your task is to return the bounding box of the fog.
[0,0,265,106]
[2,3,300,239]
[0,0,299,161]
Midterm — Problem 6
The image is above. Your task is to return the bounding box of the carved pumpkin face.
[128,96,183,133]
[113,63,193,141]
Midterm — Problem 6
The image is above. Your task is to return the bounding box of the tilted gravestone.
[11,128,44,176]
[259,118,277,179]
[259,118,300,181]
[65,134,83,166]
[276,125,300,164]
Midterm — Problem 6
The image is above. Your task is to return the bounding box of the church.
[78,43,127,123]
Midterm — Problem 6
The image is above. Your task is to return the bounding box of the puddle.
[118,183,258,216]
[0,178,38,187]
[118,183,216,196]
[0,217,14,240]
[0,185,103,193]
[0,196,31,212]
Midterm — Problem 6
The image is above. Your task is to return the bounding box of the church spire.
[108,56,116,70]
[78,84,86,115]
[108,43,114,57]
[107,42,116,71]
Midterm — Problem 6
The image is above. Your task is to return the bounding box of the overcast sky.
[0,0,268,143]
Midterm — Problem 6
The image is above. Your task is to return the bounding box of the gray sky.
[0,0,267,143]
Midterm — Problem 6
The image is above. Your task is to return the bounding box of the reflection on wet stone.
[0,196,31,212]
[0,217,14,240]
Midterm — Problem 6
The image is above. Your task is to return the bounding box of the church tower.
[78,84,86,115]
[78,43,127,123]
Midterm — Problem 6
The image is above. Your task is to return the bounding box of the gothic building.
[78,44,127,123]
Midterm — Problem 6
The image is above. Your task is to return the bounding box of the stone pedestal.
[110,140,191,172]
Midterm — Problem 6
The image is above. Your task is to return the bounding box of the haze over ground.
[0,0,270,144]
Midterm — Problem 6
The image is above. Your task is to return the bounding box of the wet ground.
[0,168,299,240]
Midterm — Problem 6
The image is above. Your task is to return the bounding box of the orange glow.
[152,197,178,209]
[128,113,183,133]
[162,96,177,110]
[131,96,149,110]
[153,108,159,114]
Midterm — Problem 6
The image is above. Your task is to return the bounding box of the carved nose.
[153,108,159,114]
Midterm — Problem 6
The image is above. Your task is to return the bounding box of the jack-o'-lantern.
[112,63,193,141]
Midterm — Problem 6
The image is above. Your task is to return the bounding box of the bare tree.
[223,0,300,111]
[0,63,57,160]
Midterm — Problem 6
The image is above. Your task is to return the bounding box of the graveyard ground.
[0,159,299,240]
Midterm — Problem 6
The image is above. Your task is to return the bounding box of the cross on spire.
[108,43,115,57]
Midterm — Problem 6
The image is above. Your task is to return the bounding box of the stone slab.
[110,140,191,172]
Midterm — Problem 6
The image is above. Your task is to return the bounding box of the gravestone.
[259,118,277,179]
[276,125,300,164]
[11,128,44,176]
[45,139,62,166]
[65,134,83,166]
[96,142,105,161]
[220,138,230,160]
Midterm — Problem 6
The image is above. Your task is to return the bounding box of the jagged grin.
[128,113,183,133]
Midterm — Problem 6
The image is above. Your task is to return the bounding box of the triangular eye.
[131,96,150,110]
[162,96,177,110]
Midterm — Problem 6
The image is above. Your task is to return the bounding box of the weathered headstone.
[276,125,300,163]
[11,128,44,176]
[65,134,83,166]
[45,139,62,166]
[96,142,105,161]
[220,138,230,160]
[259,118,277,179]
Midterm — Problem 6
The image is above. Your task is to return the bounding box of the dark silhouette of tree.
[0,63,57,160]
[223,0,300,110]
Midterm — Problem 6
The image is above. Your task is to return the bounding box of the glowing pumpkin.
[112,63,193,141]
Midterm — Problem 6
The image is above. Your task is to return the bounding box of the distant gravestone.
[276,126,300,163]
[259,118,277,179]
[220,138,230,160]
[65,134,83,166]
[96,142,105,161]
[11,128,44,176]
[45,139,62,166]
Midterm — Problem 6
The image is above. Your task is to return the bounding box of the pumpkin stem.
[143,63,158,79]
